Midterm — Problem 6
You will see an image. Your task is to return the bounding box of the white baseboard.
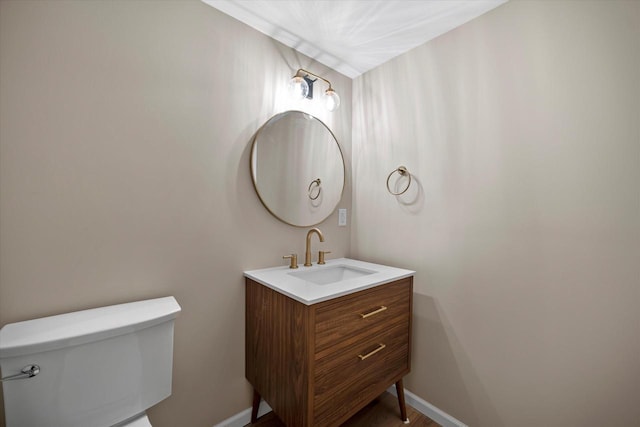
[213,388,466,427]
[212,400,272,427]
[387,386,468,427]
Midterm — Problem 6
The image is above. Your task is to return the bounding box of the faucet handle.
[318,251,331,265]
[283,254,298,269]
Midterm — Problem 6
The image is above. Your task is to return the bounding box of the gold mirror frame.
[250,111,345,227]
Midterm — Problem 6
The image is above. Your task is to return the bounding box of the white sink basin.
[288,265,375,285]
[244,258,415,305]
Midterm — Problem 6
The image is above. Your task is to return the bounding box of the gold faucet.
[304,228,324,266]
[318,250,331,265]
[282,253,298,269]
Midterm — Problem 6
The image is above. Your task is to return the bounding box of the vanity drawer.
[314,278,411,355]
[313,320,410,425]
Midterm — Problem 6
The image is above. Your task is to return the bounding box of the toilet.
[0,296,181,427]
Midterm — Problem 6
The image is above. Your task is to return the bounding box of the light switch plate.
[338,209,347,226]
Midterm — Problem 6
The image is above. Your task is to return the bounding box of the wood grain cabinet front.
[246,277,413,427]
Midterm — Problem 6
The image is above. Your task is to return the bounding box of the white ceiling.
[202,0,508,78]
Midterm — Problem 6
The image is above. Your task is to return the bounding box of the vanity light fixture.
[288,68,341,112]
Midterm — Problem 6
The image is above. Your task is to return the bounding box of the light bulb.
[288,76,309,100]
[325,89,340,111]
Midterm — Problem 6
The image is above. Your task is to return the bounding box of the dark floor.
[246,392,441,427]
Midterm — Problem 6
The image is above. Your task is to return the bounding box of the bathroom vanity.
[244,258,414,426]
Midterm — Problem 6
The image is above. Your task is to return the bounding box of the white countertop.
[244,258,415,305]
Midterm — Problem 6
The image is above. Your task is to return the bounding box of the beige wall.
[352,1,639,426]
[0,1,351,426]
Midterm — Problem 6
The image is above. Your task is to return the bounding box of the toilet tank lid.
[0,296,181,359]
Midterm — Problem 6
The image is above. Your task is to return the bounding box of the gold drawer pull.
[358,343,386,361]
[359,305,387,319]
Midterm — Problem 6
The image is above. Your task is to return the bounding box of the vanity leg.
[251,388,261,423]
[395,379,409,423]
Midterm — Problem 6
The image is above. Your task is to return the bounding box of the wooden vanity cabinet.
[245,276,413,427]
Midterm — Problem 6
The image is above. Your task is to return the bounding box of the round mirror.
[250,111,345,227]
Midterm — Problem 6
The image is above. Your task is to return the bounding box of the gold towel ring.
[386,166,411,195]
[308,178,321,200]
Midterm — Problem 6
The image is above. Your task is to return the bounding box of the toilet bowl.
[0,296,181,427]
[114,413,152,427]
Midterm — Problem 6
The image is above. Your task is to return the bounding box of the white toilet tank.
[0,296,181,427]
